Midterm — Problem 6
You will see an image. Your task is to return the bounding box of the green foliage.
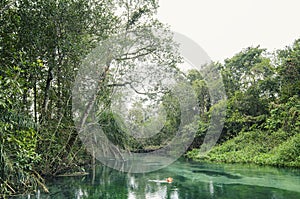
[0,52,41,195]
[96,91,182,152]
[273,133,300,167]
[264,96,300,132]
[276,39,300,102]
[188,40,300,169]
[186,70,210,148]
[98,111,129,149]
[1,0,300,196]
[1,0,177,196]
[0,110,40,196]
[221,46,267,96]
[219,47,275,139]
[188,130,300,167]
[190,94,300,167]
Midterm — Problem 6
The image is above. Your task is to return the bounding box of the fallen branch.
[56,172,89,177]
[32,174,49,194]
[4,181,16,194]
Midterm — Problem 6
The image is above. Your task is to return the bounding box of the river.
[18,158,300,199]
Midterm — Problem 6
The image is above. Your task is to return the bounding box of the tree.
[276,39,300,102]
[0,0,137,195]
[218,47,277,140]
[71,0,183,158]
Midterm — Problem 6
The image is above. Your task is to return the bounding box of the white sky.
[157,0,300,62]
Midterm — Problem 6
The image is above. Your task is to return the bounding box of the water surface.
[19,159,300,199]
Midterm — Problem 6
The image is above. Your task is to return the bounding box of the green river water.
[17,158,300,199]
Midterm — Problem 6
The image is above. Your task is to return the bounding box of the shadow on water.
[16,158,300,199]
[192,169,243,179]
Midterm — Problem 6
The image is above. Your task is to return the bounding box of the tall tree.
[276,39,300,102]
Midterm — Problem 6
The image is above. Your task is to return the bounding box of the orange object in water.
[166,177,173,183]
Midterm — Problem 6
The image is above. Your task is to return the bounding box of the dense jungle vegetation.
[187,43,300,167]
[0,0,299,197]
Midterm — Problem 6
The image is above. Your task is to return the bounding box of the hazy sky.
[157,0,300,62]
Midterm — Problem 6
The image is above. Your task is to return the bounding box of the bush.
[272,133,300,167]
[0,113,41,197]
[188,130,300,168]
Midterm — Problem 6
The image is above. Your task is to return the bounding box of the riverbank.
[187,130,300,168]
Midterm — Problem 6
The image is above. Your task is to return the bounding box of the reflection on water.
[209,180,214,196]
[19,158,300,199]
